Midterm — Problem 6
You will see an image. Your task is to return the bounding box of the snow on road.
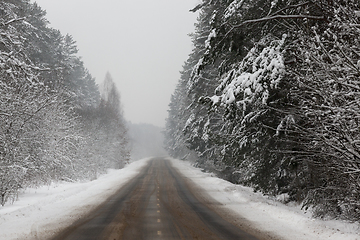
[0,157,359,240]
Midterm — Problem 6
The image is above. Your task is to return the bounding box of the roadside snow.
[0,158,151,240]
[169,158,360,240]
[1,157,359,240]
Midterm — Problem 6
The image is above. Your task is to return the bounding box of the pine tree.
[167,0,360,221]
[190,0,360,220]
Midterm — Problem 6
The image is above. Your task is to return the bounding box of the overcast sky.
[32,0,199,127]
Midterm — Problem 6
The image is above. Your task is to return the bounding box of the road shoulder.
[168,158,360,240]
[0,158,152,240]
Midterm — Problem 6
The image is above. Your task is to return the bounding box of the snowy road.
[51,158,259,240]
[1,158,358,240]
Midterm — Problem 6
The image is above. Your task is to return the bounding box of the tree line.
[165,0,360,221]
[0,0,129,206]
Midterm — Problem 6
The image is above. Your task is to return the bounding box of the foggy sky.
[32,0,199,127]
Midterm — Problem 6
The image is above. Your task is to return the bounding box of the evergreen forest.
[165,0,360,221]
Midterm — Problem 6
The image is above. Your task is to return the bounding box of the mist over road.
[52,158,259,240]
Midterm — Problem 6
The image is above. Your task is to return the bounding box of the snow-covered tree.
[168,0,360,221]
[79,73,130,175]
[166,3,224,167]
[1,1,128,205]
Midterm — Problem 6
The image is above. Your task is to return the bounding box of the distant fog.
[127,123,168,161]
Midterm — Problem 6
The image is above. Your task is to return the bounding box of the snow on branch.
[224,0,246,19]
[4,17,26,26]
[212,34,287,108]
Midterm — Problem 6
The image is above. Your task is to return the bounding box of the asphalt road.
[52,158,261,240]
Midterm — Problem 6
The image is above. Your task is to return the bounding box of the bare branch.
[269,2,312,16]
[231,15,326,28]
[15,97,54,139]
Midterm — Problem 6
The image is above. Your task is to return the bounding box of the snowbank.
[169,158,360,240]
[0,158,151,240]
[1,157,359,240]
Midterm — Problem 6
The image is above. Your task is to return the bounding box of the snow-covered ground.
[0,158,152,240]
[169,158,360,240]
[0,157,359,240]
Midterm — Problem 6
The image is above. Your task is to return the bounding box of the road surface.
[52,158,261,240]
